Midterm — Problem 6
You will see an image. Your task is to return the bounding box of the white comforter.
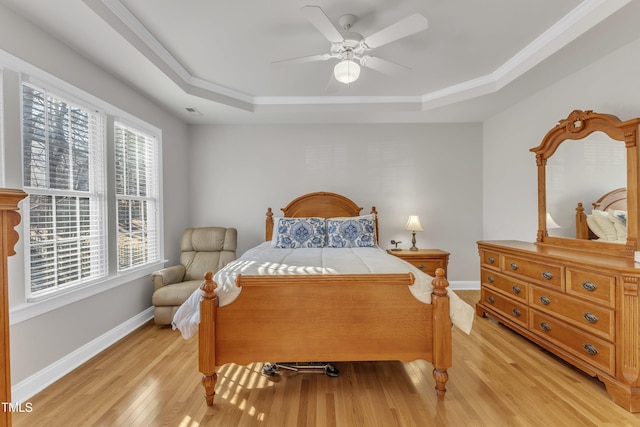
[172,242,474,338]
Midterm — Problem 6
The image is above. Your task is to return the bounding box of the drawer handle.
[488,256,495,264]
[583,312,599,324]
[539,296,551,305]
[418,264,425,270]
[487,276,495,283]
[511,285,521,295]
[542,271,553,280]
[510,262,518,271]
[540,322,551,332]
[583,344,599,356]
[512,308,522,317]
[582,281,597,292]
[487,296,495,304]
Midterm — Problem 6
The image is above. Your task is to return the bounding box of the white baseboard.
[449,280,480,291]
[11,307,154,403]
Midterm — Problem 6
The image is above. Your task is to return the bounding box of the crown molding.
[86,0,630,112]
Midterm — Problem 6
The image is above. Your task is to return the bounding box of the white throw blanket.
[172,242,474,338]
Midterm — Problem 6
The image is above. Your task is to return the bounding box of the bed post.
[576,202,589,239]
[371,206,379,244]
[199,271,218,406]
[265,208,274,241]
[431,267,452,399]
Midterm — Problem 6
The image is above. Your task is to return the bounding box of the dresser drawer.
[530,310,615,375]
[481,269,528,302]
[480,288,528,328]
[502,255,563,289]
[566,268,615,308]
[529,286,614,341]
[480,249,500,270]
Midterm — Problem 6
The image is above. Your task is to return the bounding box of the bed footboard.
[198,269,452,407]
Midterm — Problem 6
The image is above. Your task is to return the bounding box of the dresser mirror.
[530,110,640,257]
[546,131,626,238]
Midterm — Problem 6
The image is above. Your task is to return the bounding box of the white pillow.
[592,209,617,241]
[586,214,607,240]
[607,209,627,241]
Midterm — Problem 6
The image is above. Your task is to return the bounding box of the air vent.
[185,107,203,116]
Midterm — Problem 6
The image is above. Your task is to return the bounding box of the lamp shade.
[546,212,561,229]
[334,60,360,84]
[404,215,424,232]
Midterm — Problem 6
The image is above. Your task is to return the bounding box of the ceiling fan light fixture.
[334,59,360,84]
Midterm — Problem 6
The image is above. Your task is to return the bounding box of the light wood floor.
[12,291,640,427]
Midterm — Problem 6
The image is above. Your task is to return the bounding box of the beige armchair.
[151,227,237,325]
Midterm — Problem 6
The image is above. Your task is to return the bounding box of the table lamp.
[404,215,424,251]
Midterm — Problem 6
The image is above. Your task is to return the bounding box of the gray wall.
[188,123,483,282]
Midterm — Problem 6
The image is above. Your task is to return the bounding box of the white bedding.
[172,242,474,338]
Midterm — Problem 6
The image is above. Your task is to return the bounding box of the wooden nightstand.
[387,249,450,277]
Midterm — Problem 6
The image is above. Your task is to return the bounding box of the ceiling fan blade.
[362,13,428,49]
[272,54,330,66]
[360,56,410,75]
[300,5,344,43]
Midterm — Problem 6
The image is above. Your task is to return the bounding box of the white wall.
[188,123,483,282]
[0,4,190,387]
[483,36,640,242]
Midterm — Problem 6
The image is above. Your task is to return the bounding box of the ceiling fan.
[274,5,429,87]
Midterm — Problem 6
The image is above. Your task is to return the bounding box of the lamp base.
[409,231,418,250]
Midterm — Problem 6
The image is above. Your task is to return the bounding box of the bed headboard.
[576,187,627,239]
[265,192,379,242]
[592,187,626,211]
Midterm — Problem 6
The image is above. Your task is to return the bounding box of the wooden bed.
[575,187,626,239]
[197,191,453,408]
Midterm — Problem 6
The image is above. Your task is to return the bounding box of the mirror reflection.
[546,131,626,238]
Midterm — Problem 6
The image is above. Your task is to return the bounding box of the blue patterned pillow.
[274,217,326,248]
[327,214,377,248]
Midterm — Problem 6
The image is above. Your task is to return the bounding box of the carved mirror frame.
[530,110,640,257]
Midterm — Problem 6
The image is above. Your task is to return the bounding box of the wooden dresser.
[476,239,640,411]
[386,249,449,277]
[1,189,27,427]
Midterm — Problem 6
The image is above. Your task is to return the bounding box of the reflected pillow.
[592,209,618,241]
[586,214,607,240]
[273,217,326,248]
[607,209,627,241]
[327,214,376,248]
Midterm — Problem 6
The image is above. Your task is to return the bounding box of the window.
[22,82,107,296]
[115,122,160,271]
[0,69,4,187]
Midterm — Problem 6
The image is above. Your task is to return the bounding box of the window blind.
[22,83,107,295]
[114,122,160,271]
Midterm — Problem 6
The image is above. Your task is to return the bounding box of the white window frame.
[4,57,165,315]
[22,80,109,300]
[114,120,161,272]
[0,67,4,187]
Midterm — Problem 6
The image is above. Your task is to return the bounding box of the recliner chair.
[151,227,237,325]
